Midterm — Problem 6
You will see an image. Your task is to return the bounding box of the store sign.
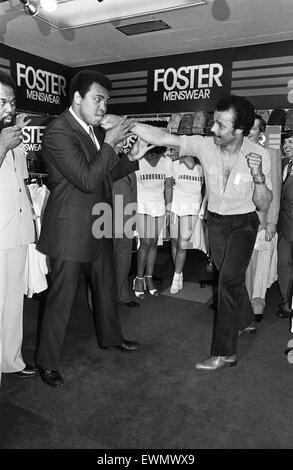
[22,121,46,154]
[0,44,70,114]
[147,50,231,112]
[21,114,55,173]
[94,49,232,114]
[16,63,67,106]
[153,63,224,102]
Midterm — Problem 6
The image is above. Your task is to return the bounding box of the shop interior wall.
[2,38,293,173]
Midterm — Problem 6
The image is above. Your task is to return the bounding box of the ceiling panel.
[0,0,292,67]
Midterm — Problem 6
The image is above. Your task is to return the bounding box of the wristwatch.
[253,174,266,185]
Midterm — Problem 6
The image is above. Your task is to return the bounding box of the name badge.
[234,174,241,185]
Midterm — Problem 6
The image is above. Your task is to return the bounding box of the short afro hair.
[69,70,112,104]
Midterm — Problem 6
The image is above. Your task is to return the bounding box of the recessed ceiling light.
[116,20,171,36]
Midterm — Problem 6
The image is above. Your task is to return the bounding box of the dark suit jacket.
[38,109,138,262]
[112,171,137,238]
[278,171,293,243]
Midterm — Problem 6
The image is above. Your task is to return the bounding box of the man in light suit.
[277,130,293,318]
[36,70,140,388]
[0,72,37,381]
[245,114,281,322]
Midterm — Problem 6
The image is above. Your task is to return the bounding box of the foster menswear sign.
[85,48,232,114]
[78,40,293,115]
[0,44,70,114]
[149,49,231,112]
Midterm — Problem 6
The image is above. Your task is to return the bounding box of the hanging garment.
[205,112,214,136]
[177,113,194,135]
[267,108,287,127]
[24,183,50,297]
[187,216,207,252]
[264,125,282,150]
[167,113,182,133]
[248,230,278,300]
[284,109,293,130]
[256,109,271,123]
[192,111,208,134]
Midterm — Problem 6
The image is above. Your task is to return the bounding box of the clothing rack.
[26,172,48,186]
[127,114,171,122]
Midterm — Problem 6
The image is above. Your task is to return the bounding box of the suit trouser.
[277,235,293,303]
[113,235,133,303]
[207,211,259,356]
[36,239,123,370]
[0,245,28,373]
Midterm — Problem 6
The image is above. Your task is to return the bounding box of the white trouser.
[0,245,28,376]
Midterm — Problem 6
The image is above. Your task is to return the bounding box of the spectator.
[112,145,139,308]
[277,131,293,319]
[0,72,37,381]
[169,155,204,294]
[133,142,173,298]
[245,114,281,322]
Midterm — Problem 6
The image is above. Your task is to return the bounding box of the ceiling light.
[211,0,230,21]
[36,0,207,30]
[19,0,39,16]
[116,20,171,36]
[40,0,57,12]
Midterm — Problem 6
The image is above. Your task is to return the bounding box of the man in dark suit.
[35,70,140,388]
[277,131,293,318]
[112,168,139,308]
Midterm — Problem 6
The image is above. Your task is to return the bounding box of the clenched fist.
[246,152,263,177]
[104,115,136,148]
[0,125,24,155]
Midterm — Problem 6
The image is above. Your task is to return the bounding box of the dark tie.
[88,125,97,146]
[88,125,112,198]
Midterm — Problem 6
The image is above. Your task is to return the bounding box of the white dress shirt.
[179,136,272,215]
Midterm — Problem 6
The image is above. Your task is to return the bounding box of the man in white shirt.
[130,95,272,370]
[0,72,37,381]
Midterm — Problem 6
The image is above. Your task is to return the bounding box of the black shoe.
[13,365,38,377]
[38,367,64,387]
[208,302,218,311]
[123,301,140,308]
[276,308,292,318]
[115,339,140,352]
[238,321,257,336]
[254,314,263,323]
